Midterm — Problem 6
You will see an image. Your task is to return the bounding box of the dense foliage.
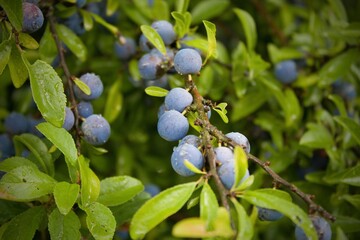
[0,0,359,239]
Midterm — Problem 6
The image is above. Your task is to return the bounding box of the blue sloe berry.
[214,146,234,164]
[63,13,85,36]
[165,88,193,112]
[22,2,44,33]
[274,60,298,84]
[157,110,189,141]
[179,135,201,148]
[157,103,168,119]
[139,34,152,52]
[218,160,250,189]
[0,134,15,160]
[151,20,176,45]
[295,215,331,240]
[114,37,137,60]
[28,117,44,137]
[144,184,161,197]
[63,107,75,131]
[332,79,356,101]
[171,143,204,176]
[4,112,29,135]
[77,101,93,118]
[144,75,169,88]
[225,132,251,153]
[74,73,103,100]
[81,114,111,145]
[257,207,283,221]
[76,0,87,8]
[174,48,202,75]
[138,51,165,80]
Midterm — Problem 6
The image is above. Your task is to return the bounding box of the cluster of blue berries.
[69,73,111,146]
[22,1,44,33]
[0,112,44,160]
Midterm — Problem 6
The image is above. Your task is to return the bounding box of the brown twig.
[47,7,82,154]
[251,0,288,46]
[185,74,230,211]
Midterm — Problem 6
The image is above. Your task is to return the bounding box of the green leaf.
[200,182,219,229]
[18,33,39,50]
[240,189,317,240]
[191,0,230,25]
[83,202,116,240]
[319,49,360,86]
[299,123,334,149]
[79,155,100,206]
[0,0,22,31]
[0,157,38,173]
[267,44,304,64]
[140,25,166,55]
[203,20,217,64]
[28,60,66,128]
[182,38,209,54]
[110,192,151,226]
[8,41,28,88]
[328,95,347,118]
[184,159,206,175]
[171,11,187,38]
[36,122,77,166]
[150,0,170,21]
[342,195,360,210]
[230,198,253,240]
[328,0,348,22]
[79,9,94,31]
[104,80,123,123]
[144,86,169,97]
[324,164,360,186]
[0,39,12,75]
[213,102,228,123]
[48,209,81,240]
[13,133,54,176]
[130,182,197,239]
[0,166,56,201]
[106,0,120,16]
[53,182,80,215]
[39,24,58,63]
[73,77,91,96]
[98,176,144,207]
[56,24,87,62]
[2,206,46,240]
[334,116,360,145]
[231,89,269,121]
[176,0,190,13]
[233,146,248,189]
[234,8,257,51]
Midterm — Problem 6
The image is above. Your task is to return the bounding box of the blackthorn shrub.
[81,114,111,145]
[77,101,94,118]
[171,143,204,176]
[157,110,189,141]
[274,60,298,84]
[22,2,44,33]
[151,20,176,45]
[4,112,29,135]
[225,132,251,153]
[257,207,283,221]
[174,48,202,75]
[62,107,75,131]
[295,216,332,240]
[164,87,193,112]
[74,73,104,100]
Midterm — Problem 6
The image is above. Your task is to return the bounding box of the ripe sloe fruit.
[274,60,298,84]
[214,146,234,164]
[77,101,93,118]
[165,88,193,112]
[151,20,176,45]
[258,207,283,221]
[218,160,250,189]
[179,135,201,148]
[225,132,251,153]
[74,73,103,100]
[4,112,29,135]
[22,2,44,33]
[295,215,331,240]
[62,107,75,131]
[144,184,161,197]
[114,37,137,60]
[138,51,165,80]
[0,134,15,160]
[174,48,202,75]
[157,110,189,141]
[171,143,204,176]
[81,114,111,145]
